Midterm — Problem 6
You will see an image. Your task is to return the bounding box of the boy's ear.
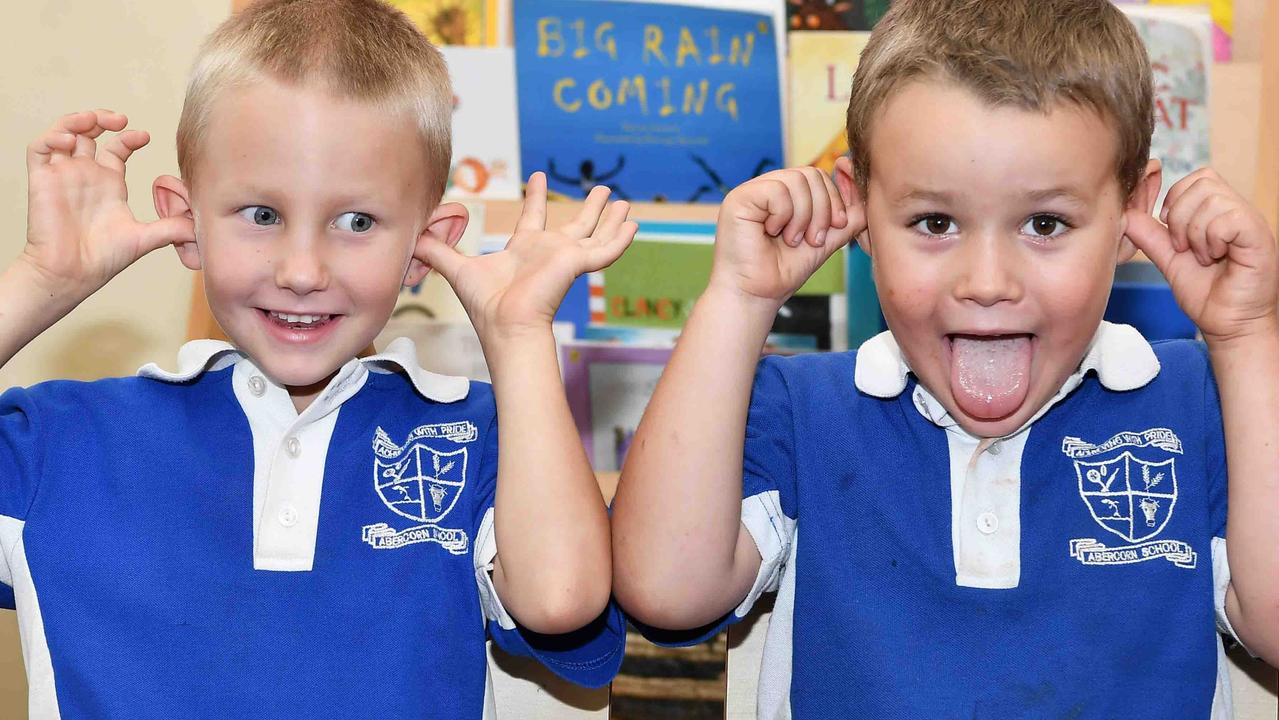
[153,175,201,271]
[1118,159,1163,263]
[833,155,870,254]
[406,201,469,287]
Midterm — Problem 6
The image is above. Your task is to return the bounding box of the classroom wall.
[0,0,228,712]
[0,0,1275,716]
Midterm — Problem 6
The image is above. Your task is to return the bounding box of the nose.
[274,230,330,295]
[953,233,1023,307]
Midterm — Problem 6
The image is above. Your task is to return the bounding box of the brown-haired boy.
[613,0,1279,716]
[6,0,632,715]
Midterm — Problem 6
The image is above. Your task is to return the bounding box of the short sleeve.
[468,388,625,687]
[0,387,46,590]
[637,356,800,647]
[1200,346,1246,650]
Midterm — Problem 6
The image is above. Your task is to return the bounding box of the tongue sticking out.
[950,335,1032,420]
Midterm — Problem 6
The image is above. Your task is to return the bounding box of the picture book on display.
[513,0,784,203]
[786,0,890,31]
[1120,4,1213,202]
[440,47,522,200]
[388,0,506,46]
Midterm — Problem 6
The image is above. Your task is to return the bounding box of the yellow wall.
[0,0,228,713]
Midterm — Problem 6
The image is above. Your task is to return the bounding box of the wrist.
[8,254,87,315]
[700,278,785,325]
[1203,315,1279,353]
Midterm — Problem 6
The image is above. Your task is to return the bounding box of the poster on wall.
[440,47,522,200]
[786,31,871,171]
[388,0,506,46]
[513,0,784,203]
[1120,5,1212,204]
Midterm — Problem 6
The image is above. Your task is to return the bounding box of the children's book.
[786,0,890,31]
[1120,5,1213,203]
[560,342,672,471]
[440,47,522,200]
[555,220,845,348]
[389,0,506,46]
[513,0,784,203]
[1117,0,1231,60]
[786,31,870,171]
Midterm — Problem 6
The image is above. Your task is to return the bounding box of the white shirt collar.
[853,321,1161,436]
[136,335,470,404]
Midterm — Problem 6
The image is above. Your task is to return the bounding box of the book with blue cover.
[513,0,784,203]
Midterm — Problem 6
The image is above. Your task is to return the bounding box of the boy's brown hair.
[177,0,453,200]
[845,0,1154,197]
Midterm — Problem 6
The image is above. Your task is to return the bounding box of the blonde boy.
[614,0,1279,717]
[8,0,633,716]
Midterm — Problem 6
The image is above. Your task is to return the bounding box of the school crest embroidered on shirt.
[1062,428,1197,569]
[361,422,477,555]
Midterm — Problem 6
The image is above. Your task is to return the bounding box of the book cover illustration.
[1121,5,1212,203]
[786,0,890,31]
[787,31,871,171]
[514,0,783,203]
[389,0,502,46]
[1119,0,1232,60]
[440,47,522,200]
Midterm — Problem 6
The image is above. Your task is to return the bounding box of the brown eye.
[1023,215,1067,238]
[912,215,955,236]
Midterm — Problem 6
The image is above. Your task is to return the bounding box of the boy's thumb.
[419,235,465,282]
[1122,209,1175,276]
[140,216,196,253]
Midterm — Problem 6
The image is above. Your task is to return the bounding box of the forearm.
[611,285,775,629]
[484,327,611,635]
[0,258,84,371]
[1208,323,1279,662]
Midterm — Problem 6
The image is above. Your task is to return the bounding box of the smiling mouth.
[260,309,338,329]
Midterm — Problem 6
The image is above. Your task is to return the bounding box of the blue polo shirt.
[0,338,623,718]
[664,322,1242,719]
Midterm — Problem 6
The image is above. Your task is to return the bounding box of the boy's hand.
[1124,168,1279,344]
[25,110,195,301]
[709,166,865,308]
[423,172,637,341]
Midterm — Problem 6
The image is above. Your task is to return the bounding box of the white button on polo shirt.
[977,512,998,535]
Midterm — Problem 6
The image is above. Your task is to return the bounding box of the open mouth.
[946,333,1034,421]
[262,310,336,329]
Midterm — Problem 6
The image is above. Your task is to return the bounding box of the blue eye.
[1021,214,1069,238]
[911,214,957,236]
[334,212,376,233]
[238,206,279,226]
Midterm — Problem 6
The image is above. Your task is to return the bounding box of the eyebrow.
[891,186,1090,207]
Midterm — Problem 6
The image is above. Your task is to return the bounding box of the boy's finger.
[563,185,611,239]
[27,132,77,170]
[88,109,128,135]
[98,130,150,173]
[515,172,548,232]
[754,179,794,238]
[584,220,638,272]
[818,170,848,229]
[1160,168,1213,222]
[778,172,812,248]
[799,168,831,247]
[72,134,97,160]
[1164,178,1214,254]
[1123,209,1178,276]
[592,200,631,243]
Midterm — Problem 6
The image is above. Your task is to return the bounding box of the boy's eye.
[911,214,957,236]
[1021,214,1069,238]
[239,206,280,226]
[334,212,376,233]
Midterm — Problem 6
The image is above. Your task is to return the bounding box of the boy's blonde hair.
[177,0,453,201]
[845,0,1153,197]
